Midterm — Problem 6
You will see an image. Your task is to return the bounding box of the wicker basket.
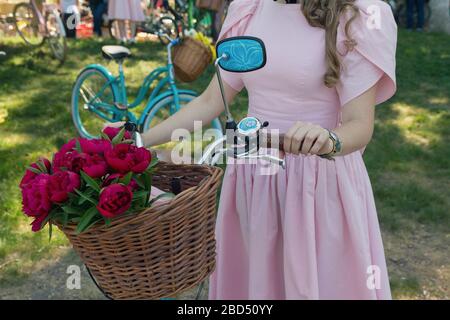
[57,162,223,300]
[173,37,212,83]
[196,0,223,11]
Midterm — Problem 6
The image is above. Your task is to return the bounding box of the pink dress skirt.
[108,0,145,21]
[208,0,398,300]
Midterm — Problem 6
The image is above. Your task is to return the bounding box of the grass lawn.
[0,30,449,299]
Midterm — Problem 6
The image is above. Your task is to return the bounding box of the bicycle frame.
[81,39,195,128]
[29,0,45,29]
[27,0,66,38]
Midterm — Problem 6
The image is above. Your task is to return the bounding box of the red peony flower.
[21,174,52,232]
[20,158,51,188]
[102,127,132,141]
[79,138,112,155]
[48,171,81,203]
[80,153,108,178]
[53,150,108,178]
[105,144,151,174]
[96,183,133,218]
[102,173,139,191]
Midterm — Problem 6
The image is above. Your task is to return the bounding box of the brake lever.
[124,122,143,147]
[237,153,286,169]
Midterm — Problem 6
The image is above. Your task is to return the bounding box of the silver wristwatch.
[319,130,342,160]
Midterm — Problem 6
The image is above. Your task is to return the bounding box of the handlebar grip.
[262,133,285,152]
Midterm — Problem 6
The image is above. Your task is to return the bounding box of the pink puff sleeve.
[336,0,398,107]
[216,0,260,92]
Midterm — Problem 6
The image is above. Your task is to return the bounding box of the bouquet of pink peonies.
[20,127,166,236]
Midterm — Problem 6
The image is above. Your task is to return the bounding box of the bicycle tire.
[45,10,67,64]
[157,16,181,45]
[142,92,223,140]
[13,2,45,47]
[71,68,119,139]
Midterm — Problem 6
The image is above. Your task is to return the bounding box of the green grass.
[0,30,449,298]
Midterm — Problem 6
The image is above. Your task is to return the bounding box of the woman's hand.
[283,121,333,156]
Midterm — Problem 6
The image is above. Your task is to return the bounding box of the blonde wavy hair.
[300,0,359,87]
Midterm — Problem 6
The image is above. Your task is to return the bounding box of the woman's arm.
[141,75,239,147]
[283,84,377,156]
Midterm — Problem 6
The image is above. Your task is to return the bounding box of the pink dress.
[108,0,145,22]
[209,0,397,300]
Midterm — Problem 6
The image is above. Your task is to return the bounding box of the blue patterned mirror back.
[216,37,266,73]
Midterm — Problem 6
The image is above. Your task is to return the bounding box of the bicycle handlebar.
[158,31,180,47]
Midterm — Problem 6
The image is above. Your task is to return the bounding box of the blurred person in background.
[89,0,108,37]
[60,0,79,38]
[407,0,425,31]
[108,0,145,43]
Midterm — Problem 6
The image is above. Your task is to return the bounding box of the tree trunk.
[428,0,450,34]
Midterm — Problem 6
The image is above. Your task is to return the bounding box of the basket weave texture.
[57,162,223,300]
[173,37,212,82]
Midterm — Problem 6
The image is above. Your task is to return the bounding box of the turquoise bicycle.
[71,35,222,139]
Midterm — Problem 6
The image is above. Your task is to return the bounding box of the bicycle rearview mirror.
[215,36,267,73]
[214,36,266,130]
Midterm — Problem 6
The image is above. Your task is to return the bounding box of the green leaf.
[62,205,80,214]
[147,157,159,171]
[75,139,82,153]
[143,171,152,189]
[149,192,175,206]
[132,190,149,201]
[41,213,53,231]
[143,172,152,204]
[27,166,42,174]
[104,218,111,227]
[134,176,145,189]
[75,189,97,206]
[76,206,100,234]
[83,216,103,233]
[112,127,126,145]
[80,171,100,192]
[62,212,69,227]
[101,132,111,141]
[120,172,133,185]
[36,159,49,173]
[48,222,53,241]
[121,139,134,144]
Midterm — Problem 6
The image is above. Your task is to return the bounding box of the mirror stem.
[215,57,236,130]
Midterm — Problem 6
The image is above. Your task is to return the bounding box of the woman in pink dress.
[141,0,397,299]
[108,0,145,43]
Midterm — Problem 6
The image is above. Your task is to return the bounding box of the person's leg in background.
[93,0,107,36]
[406,0,415,30]
[116,20,126,42]
[416,0,425,31]
[89,0,104,37]
[62,13,77,38]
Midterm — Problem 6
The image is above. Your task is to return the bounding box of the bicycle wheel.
[13,2,45,46]
[45,10,67,64]
[157,16,180,45]
[142,92,223,145]
[72,68,118,139]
